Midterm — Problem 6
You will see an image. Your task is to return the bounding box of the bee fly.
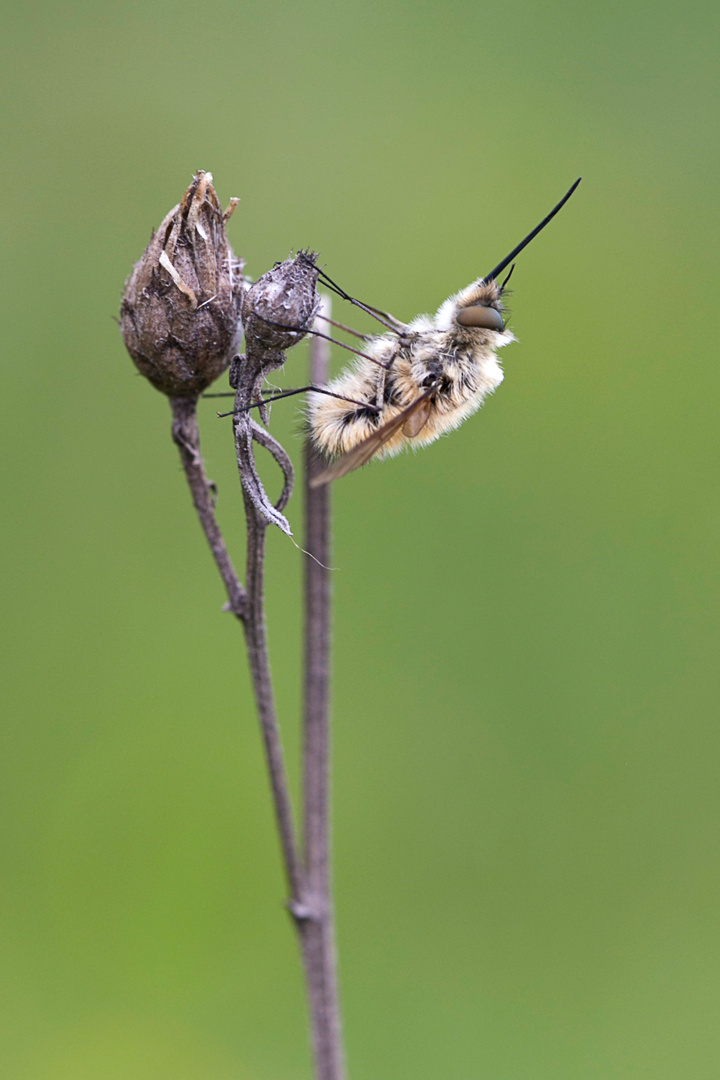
[306,178,580,486]
[221,179,580,487]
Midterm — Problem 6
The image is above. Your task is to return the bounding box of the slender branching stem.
[240,502,307,902]
[133,191,343,1080]
[172,388,305,900]
[172,298,344,1080]
[232,358,306,904]
[170,395,247,619]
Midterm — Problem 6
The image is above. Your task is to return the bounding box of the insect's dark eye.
[456,305,505,331]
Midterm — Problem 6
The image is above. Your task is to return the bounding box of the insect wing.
[402,397,432,438]
[310,387,436,487]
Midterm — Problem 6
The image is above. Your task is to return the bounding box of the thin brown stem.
[159,249,344,1080]
[241,498,306,903]
[230,255,348,1080]
[170,396,247,619]
[232,361,305,903]
[172,389,304,898]
[300,297,346,1080]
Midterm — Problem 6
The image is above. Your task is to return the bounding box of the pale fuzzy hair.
[308,277,514,461]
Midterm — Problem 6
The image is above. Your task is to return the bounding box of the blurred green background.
[2,0,719,1077]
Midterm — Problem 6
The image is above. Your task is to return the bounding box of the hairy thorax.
[309,320,509,459]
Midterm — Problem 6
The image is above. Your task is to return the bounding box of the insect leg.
[309,382,440,487]
[217,385,382,419]
[250,312,392,370]
[297,253,407,335]
[315,313,368,340]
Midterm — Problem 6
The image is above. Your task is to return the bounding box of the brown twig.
[125,184,345,1080]
[170,388,304,899]
[170,395,247,619]
[231,356,305,902]
[172,262,344,1080]
[300,297,346,1080]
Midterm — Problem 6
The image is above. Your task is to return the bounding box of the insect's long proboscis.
[482,177,581,284]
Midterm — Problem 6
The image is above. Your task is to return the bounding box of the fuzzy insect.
[306,178,581,486]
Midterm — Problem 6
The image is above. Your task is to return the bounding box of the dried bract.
[121,171,244,398]
[242,251,320,359]
[230,252,319,536]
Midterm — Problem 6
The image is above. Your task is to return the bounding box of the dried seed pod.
[227,253,319,536]
[241,251,320,359]
[120,171,244,398]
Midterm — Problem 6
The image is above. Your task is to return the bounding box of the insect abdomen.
[309,363,387,458]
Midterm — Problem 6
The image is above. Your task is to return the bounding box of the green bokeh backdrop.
[2,1,719,1077]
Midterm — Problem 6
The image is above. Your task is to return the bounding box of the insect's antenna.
[217,385,382,418]
[482,177,582,283]
[298,253,403,335]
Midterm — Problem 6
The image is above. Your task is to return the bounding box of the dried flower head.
[228,252,320,537]
[241,251,320,359]
[121,171,244,398]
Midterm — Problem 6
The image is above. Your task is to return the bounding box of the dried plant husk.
[230,252,320,535]
[241,251,320,359]
[121,171,244,398]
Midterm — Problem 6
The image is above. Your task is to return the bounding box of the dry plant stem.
[239,476,306,902]
[170,396,247,619]
[300,298,346,1080]
[173,298,342,1076]
[131,192,340,1080]
[172,388,304,900]
[232,303,345,1079]
[232,361,305,901]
